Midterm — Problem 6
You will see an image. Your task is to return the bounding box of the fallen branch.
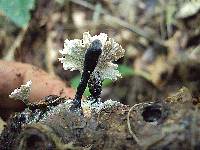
[0,89,199,150]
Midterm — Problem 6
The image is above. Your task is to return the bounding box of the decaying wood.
[0,88,199,150]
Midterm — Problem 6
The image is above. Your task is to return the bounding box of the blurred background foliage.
[0,0,200,105]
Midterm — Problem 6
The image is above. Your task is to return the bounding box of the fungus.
[9,80,32,105]
[59,32,125,109]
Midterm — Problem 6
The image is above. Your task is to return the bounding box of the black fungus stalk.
[88,73,102,101]
[72,39,102,109]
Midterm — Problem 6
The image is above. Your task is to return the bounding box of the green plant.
[0,0,35,28]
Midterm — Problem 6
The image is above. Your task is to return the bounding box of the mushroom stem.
[72,39,102,109]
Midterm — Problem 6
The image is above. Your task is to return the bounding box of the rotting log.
[0,88,200,150]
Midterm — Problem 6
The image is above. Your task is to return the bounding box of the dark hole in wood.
[25,134,45,149]
[19,128,55,150]
[142,105,162,122]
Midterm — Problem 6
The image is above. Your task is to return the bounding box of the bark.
[0,88,200,150]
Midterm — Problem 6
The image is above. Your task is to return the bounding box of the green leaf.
[0,0,35,28]
[70,75,81,88]
[102,79,112,87]
[118,64,134,77]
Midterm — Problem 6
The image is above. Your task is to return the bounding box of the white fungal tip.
[59,32,125,81]
[9,80,32,104]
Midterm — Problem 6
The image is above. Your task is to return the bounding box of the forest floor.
[0,0,200,149]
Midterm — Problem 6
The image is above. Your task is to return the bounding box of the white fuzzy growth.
[59,32,125,80]
[9,80,32,103]
[37,99,122,121]
[103,99,122,109]
[81,99,122,117]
